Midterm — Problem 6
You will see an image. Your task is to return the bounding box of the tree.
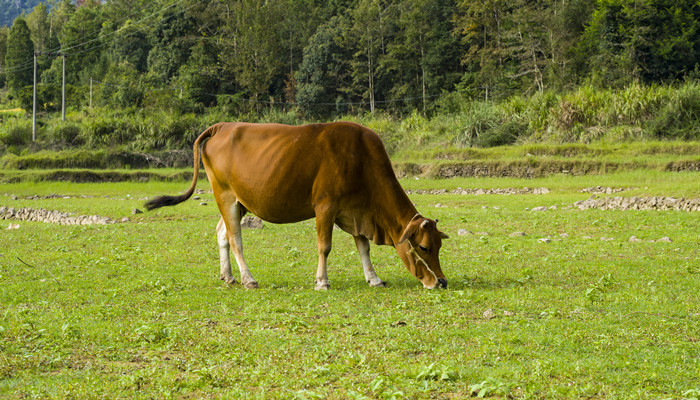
[224,0,284,102]
[454,0,513,99]
[296,16,353,116]
[0,26,8,88]
[105,20,150,73]
[581,0,700,86]
[58,2,104,83]
[5,17,34,95]
[346,0,395,113]
[384,0,462,113]
[147,8,196,85]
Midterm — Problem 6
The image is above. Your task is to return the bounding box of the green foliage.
[146,8,196,85]
[296,17,349,117]
[4,17,34,94]
[0,0,699,154]
[580,0,700,86]
[43,120,82,147]
[0,26,9,88]
[0,116,31,150]
[645,80,700,140]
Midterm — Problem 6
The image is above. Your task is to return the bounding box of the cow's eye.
[419,245,428,252]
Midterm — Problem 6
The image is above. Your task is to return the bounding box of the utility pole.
[31,51,67,141]
[61,52,66,121]
[32,52,37,142]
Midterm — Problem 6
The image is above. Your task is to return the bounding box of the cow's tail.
[144,124,217,211]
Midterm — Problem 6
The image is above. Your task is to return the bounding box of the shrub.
[453,101,501,147]
[645,81,700,140]
[0,118,32,149]
[79,111,132,147]
[44,120,83,147]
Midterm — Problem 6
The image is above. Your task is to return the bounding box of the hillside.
[0,0,43,27]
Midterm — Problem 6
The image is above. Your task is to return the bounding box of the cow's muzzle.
[437,278,447,288]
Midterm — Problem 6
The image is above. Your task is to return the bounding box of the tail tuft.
[145,194,188,211]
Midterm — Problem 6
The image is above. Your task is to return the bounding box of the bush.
[453,102,500,147]
[0,118,32,149]
[79,113,130,147]
[44,120,83,147]
[645,81,700,140]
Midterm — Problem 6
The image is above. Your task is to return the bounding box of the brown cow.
[145,122,448,290]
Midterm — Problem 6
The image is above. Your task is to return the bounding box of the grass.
[1,173,699,399]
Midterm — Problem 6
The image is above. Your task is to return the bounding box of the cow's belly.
[231,180,317,224]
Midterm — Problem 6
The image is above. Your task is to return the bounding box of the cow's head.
[397,215,449,289]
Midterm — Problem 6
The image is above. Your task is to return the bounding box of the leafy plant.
[468,378,512,398]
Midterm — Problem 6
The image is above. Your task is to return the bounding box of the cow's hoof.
[243,281,259,289]
[314,282,330,291]
[220,275,237,285]
[368,279,386,288]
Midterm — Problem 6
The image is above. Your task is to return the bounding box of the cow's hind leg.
[314,206,335,291]
[353,235,386,287]
[223,201,258,289]
[216,217,236,284]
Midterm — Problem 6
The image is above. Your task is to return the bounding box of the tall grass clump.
[644,80,700,140]
[44,120,83,147]
[542,81,700,142]
[126,111,204,151]
[76,108,207,150]
[453,101,522,148]
[0,117,32,152]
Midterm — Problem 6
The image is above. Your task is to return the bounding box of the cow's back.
[201,122,400,225]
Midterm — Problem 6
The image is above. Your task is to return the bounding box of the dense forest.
[0,0,699,152]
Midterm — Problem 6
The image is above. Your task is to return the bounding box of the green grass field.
[1,172,699,399]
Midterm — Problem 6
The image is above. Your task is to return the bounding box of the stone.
[132,208,143,214]
[658,236,673,243]
[457,229,470,236]
[538,238,551,243]
[241,216,264,229]
[629,236,641,243]
[509,232,527,237]
[531,206,548,212]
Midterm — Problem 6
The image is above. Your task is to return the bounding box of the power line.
[70,79,444,108]
[0,0,191,76]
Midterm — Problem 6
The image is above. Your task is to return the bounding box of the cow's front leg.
[216,218,236,284]
[354,235,385,287]
[314,210,334,291]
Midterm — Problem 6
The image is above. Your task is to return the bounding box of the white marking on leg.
[314,213,333,291]
[354,235,385,287]
[228,202,258,289]
[216,217,236,284]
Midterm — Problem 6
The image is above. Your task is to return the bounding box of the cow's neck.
[379,189,419,247]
